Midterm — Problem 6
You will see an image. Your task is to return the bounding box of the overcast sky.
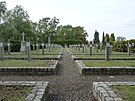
[5,0,135,41]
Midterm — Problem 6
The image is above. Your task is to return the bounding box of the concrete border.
[0,81,49,101]
[93,82,135,101]
[75,60,135,75]
[0,60,59,75]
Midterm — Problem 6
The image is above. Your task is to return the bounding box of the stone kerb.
[0,60,59,75]
[0,81,49,101]
[93,82,135,101]
[75,60,135,75]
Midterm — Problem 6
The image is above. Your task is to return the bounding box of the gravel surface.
[1,49,135,101]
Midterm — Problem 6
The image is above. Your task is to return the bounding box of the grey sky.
[5,0,135,41]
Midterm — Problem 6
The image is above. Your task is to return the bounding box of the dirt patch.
[0,85,33,101]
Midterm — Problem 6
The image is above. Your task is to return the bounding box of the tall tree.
[56,25,88,43]
[105,33,109,42]
[7,5,30,40]
[93,30,100,44]
[38,17,59,42]
[0,1,7,40]
[102,31,105,45]
[110,33,115,42]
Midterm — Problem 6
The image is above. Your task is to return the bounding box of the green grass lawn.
[112,85,135,101]
[0,85,33,101]
[82,60,135,67]
[32,47,62,54]
[75,54,135,58]
[0,60,53,67]
[5,54,58,58]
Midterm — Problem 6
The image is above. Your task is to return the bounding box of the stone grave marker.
[32,44,35,50]
[76,44,77,50]
[0,42,4,60]
[20,32,26,52]
[42,43,44,55]
[100,43,102,51]
[89,44,92,55]
[105,43,110,61]
[82,44,84,53]
[48,37,51,52]
[96,44,98,52]
[78,44,81,51]
[26,42,31,61]
[7,42,11,55]
[36,43,39,52]
[128,43,131,55]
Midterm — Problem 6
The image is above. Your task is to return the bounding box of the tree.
[0,1,7,40]
[102,31,105,45]
[6,5,30,40]
[110,33,115,42]
[38,17,59,42]
[93,30,100,44]
[56,25,88,43]
[0,1,7,23]
[105,33,109,42]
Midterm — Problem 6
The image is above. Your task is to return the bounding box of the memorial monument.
[20,32,26,52]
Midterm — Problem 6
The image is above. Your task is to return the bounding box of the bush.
[113,39,135,53]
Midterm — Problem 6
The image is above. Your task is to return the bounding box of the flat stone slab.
[75,60,135,75]
[0,81,49,101]
[0,60,59,75]
[93,82,135,101]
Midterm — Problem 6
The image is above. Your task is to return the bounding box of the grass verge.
[0,60,53,67]
[112,85,135,101]
[82,60,135,67]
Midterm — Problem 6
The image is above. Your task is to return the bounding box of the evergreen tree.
[102,32,105,45]
[105,33,109,42]
[93,30,100,44]
[110,33,115,42]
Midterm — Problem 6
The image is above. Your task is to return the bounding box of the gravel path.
[1,48,135,101]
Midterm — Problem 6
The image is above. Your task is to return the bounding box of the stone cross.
[21,32,25,42]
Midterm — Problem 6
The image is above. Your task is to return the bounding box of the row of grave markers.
[0,41,61,61]
[69,42,134,61]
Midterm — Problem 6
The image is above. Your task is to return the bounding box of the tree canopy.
[0,1,88,44]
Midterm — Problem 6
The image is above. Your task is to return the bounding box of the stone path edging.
[0,81,49,101]
[75,60,135,75]
[93,82,135,101]
[0,60,58,75]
